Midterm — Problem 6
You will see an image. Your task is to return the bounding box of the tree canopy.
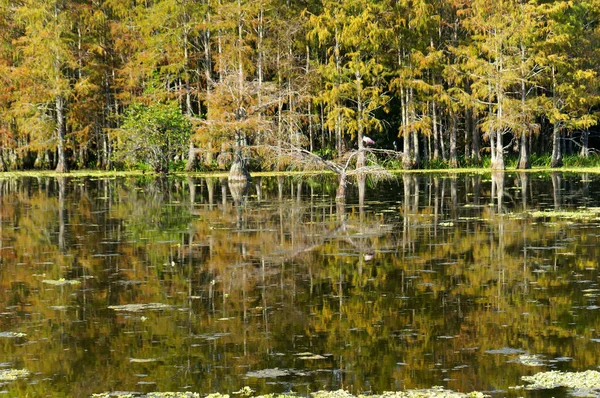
[0,0,599,172]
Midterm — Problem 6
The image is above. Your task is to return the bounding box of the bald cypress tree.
[12,0,78,172]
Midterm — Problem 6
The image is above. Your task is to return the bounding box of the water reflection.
[0,173,600,397]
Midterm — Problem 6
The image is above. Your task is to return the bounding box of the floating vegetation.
[195,332,230,341]
[129,358,159,363]
[522,370,600,396]
[296,352,327,360]
[92,393,200,398]
[245,368,292,378]
[42,278,82,286]
[0,368,29,381]
[313,388,487,398]
[108,303,171,312]
[203,388,487,398]
[233,387,255,396]
[510,354,546,367]
[0,331,26,338]
[526,208,600,221]
[484,347,525,355]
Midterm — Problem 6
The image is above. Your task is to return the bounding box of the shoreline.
[2,166,600,179]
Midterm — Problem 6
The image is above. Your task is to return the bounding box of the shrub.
[115,103,192,173]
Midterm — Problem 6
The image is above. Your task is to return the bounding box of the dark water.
[1,172,600,397]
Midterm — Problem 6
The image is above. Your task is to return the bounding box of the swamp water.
[1,173,600,397]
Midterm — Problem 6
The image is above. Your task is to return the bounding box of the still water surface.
[1,173,600,397]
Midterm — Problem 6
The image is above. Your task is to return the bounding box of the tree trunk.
[184,5,204,172]
[449,114,458,168]
[336,172,347,202]
[516,130,530,169]
[551,123,563,167]
[412,131,420,167]
[257,4,264,141]
[228,160,252,184]
[464,111,471,159]
[470,108,480,163]
[516,44,530,170]
[185,36,197,175]
[439,113,447,161]
[307,46,314,152]
[491,129,504,170]
[55,95,68,173]
[334,28,342,156]
[401,87,412,169]
[581,130,589,157]
[491,87,505,170]
[432,101,439,161]
[550,65,562,168]
[356,71,365,169]
[410,88,419,168]
[203,8,213,166]
[185,142,197,171]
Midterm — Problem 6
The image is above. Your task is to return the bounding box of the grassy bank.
[3,154,600,179]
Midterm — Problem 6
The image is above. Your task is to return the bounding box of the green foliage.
[314,148,338,160]
[563,153,600,168]
[2,0,600,173]
[529,154,552,168]
[115,103,192,173]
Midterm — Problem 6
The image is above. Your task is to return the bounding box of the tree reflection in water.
[0,174,600,396]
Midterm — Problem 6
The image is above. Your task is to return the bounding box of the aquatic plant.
[522,370,600,396]
[90,388,487,398]
[108,303,172,312]
[0,368,29,381]
[526,207,600,220]
[42,278,82,286]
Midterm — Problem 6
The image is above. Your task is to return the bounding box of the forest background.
[1,0,600,173]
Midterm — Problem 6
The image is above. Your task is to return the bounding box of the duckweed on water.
[108,303,172,312]
[315,389,486,398]
[0,368,29,381]
[522,370,600,395]
[526,208,600,220]
[92,393,200,398]
[42,278,82,286]
[0,331,26,338]
[92,388,486,398]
